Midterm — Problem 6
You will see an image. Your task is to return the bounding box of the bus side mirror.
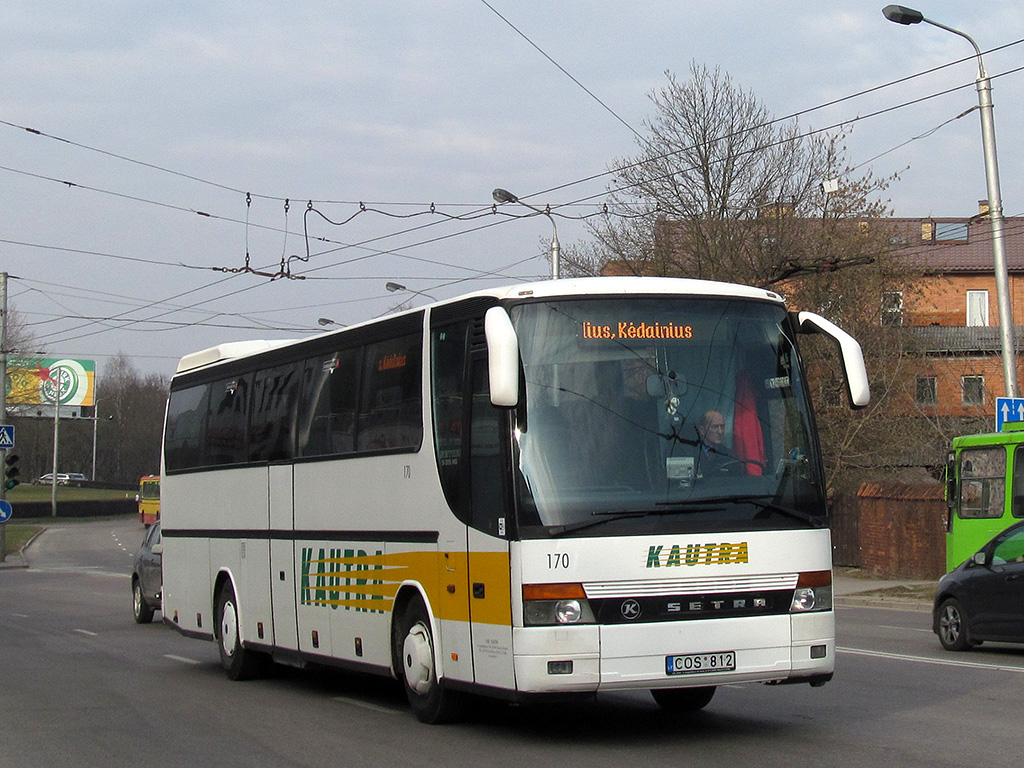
[794,311,870,408]
[485,307,520,407]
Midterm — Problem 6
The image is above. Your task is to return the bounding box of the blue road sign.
[996,397,1024,431]
[0,425,12,450]
[0,499,12,523]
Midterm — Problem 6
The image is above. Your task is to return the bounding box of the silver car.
[131,521,163,624]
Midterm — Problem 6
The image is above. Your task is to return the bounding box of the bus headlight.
[523,583,596,626]
[790,570,833,612]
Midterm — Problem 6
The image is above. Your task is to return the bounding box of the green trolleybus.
[945,422,1024,572]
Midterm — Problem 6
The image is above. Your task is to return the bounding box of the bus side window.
[298,348,361,458]
[165,384,210,471]
[206,374,252,467]
[469,356,510,538]
[431,323,469,516]
[250,362,300,462]
[958,448,1005,520]
[357,334,423,453]
[1013,445,1024,518]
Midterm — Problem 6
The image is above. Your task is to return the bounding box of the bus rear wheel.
[395,597,463,724]
[216,581,267,681]
[651,686,716,712]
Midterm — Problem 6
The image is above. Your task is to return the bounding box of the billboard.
[6,359,95,408]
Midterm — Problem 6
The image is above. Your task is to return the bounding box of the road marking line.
[73,629,98,636]
[164,654,202,665]
[877,625,932,633]
[332,696,401,714]
[838,646,1024,673]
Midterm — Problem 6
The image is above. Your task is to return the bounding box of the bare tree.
[574,62,948,490]
[585,62,899,287]
[96,354,167,484]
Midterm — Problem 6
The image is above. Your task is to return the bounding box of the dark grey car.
[933,520,1024,650]
[132,521,163,624]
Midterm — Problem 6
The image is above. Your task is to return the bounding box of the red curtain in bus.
[734,372,765,476]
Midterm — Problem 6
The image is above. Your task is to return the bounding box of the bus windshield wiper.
[547,503,728,536]
[547,511,649,536]
[657,494,823,528]
[747,498,823,528]
[655,494,766,508]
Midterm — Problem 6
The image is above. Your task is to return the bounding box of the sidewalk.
[0,525,46,570]
[0,550,29,569]
[833,566,935,608]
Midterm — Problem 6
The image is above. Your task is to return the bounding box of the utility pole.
[1,272,8,560]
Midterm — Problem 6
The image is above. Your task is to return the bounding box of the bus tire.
[394,596,463,724]
[215,581,267,681]
[651,686,716,712]
[132,578,154,624]
[937,597,973,651]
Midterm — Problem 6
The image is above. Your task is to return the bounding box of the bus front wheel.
[215,581,267,681]
[651,686,716,712]
[394,597,463,724]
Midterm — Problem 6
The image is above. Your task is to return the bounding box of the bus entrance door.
[465,357,514,689]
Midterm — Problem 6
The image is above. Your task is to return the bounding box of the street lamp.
[317,317,345,328]
[492,188,561,280]
[385,282,437,302]
[883,5,1018,397]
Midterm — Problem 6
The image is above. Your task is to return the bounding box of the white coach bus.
[160,276,869,723]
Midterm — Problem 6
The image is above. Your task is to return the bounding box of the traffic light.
[4,453,20,491]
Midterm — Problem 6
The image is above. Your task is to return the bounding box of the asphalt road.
[2,517,1023,768]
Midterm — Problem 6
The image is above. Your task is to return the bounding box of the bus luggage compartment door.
[269,464,299,651]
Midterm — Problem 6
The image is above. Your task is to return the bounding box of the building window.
[881,291,903,326]
[936,221,969,241]
[962,375,986,406]
[915,376,937,407]
[967,290,989,326]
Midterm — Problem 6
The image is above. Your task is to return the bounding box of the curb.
[0,526,47,570]
[0,551,28,569]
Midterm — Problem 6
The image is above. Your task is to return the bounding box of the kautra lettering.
[645,542,749,568]
[300,547,386,613]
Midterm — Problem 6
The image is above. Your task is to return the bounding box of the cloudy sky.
[3,0,1024,381]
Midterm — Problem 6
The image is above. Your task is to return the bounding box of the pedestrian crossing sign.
[0,425,13,449]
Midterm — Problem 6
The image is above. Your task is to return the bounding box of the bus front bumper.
[511,611,834,694]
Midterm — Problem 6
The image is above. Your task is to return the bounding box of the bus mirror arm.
[485,307,520,407]
[794,311,870,409]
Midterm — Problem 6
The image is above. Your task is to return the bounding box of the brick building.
[892,205,1024,420]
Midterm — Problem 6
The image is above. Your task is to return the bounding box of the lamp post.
[317,317,345,328]
[492,188,561,280]
[883,5,1018,397]
[385,282,437,302]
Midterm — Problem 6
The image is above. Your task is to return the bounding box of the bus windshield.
[510,297,825,537]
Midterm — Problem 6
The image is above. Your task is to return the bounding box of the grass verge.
[2,524,44,557]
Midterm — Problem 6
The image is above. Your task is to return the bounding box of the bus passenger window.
[357,334,422,453]
[958,448,1005,519]
[164,384,210,471]
[1013,445,1024,518]
[206,375,251,466]
[250,363,300,462]
[299,348,360,457]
